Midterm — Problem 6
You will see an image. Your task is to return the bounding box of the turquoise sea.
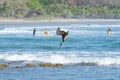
[0,20,120,80]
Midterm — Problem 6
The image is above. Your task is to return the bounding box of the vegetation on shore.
[0,0,120,19]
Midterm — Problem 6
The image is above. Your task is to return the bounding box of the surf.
[0,51,120,66]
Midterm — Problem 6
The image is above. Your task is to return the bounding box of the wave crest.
[0,53,120,66]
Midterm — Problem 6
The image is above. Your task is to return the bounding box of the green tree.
[27,0,42,10]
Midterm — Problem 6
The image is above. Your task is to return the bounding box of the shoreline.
[0,19,120,24]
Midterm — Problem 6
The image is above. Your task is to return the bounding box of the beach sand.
[0,19,120,24]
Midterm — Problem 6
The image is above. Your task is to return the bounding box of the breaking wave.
[0,51,120,66]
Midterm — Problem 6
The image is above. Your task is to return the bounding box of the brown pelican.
[56,27,69,48]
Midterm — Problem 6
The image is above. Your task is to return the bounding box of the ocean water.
[0,21,120,80]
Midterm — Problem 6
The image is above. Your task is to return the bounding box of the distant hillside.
[0,0,120,19]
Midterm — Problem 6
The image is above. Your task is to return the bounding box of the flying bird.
[56,27,69,48]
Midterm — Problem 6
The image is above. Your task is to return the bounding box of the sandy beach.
[0,19,120,24]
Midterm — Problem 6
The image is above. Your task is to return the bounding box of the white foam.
[0,27,31,34]
[0,27,57,35]
[0,23,120,36]
[0,51,120,66]
[71,24,120,28]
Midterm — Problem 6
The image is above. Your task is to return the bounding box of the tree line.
[0,0,120,19]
